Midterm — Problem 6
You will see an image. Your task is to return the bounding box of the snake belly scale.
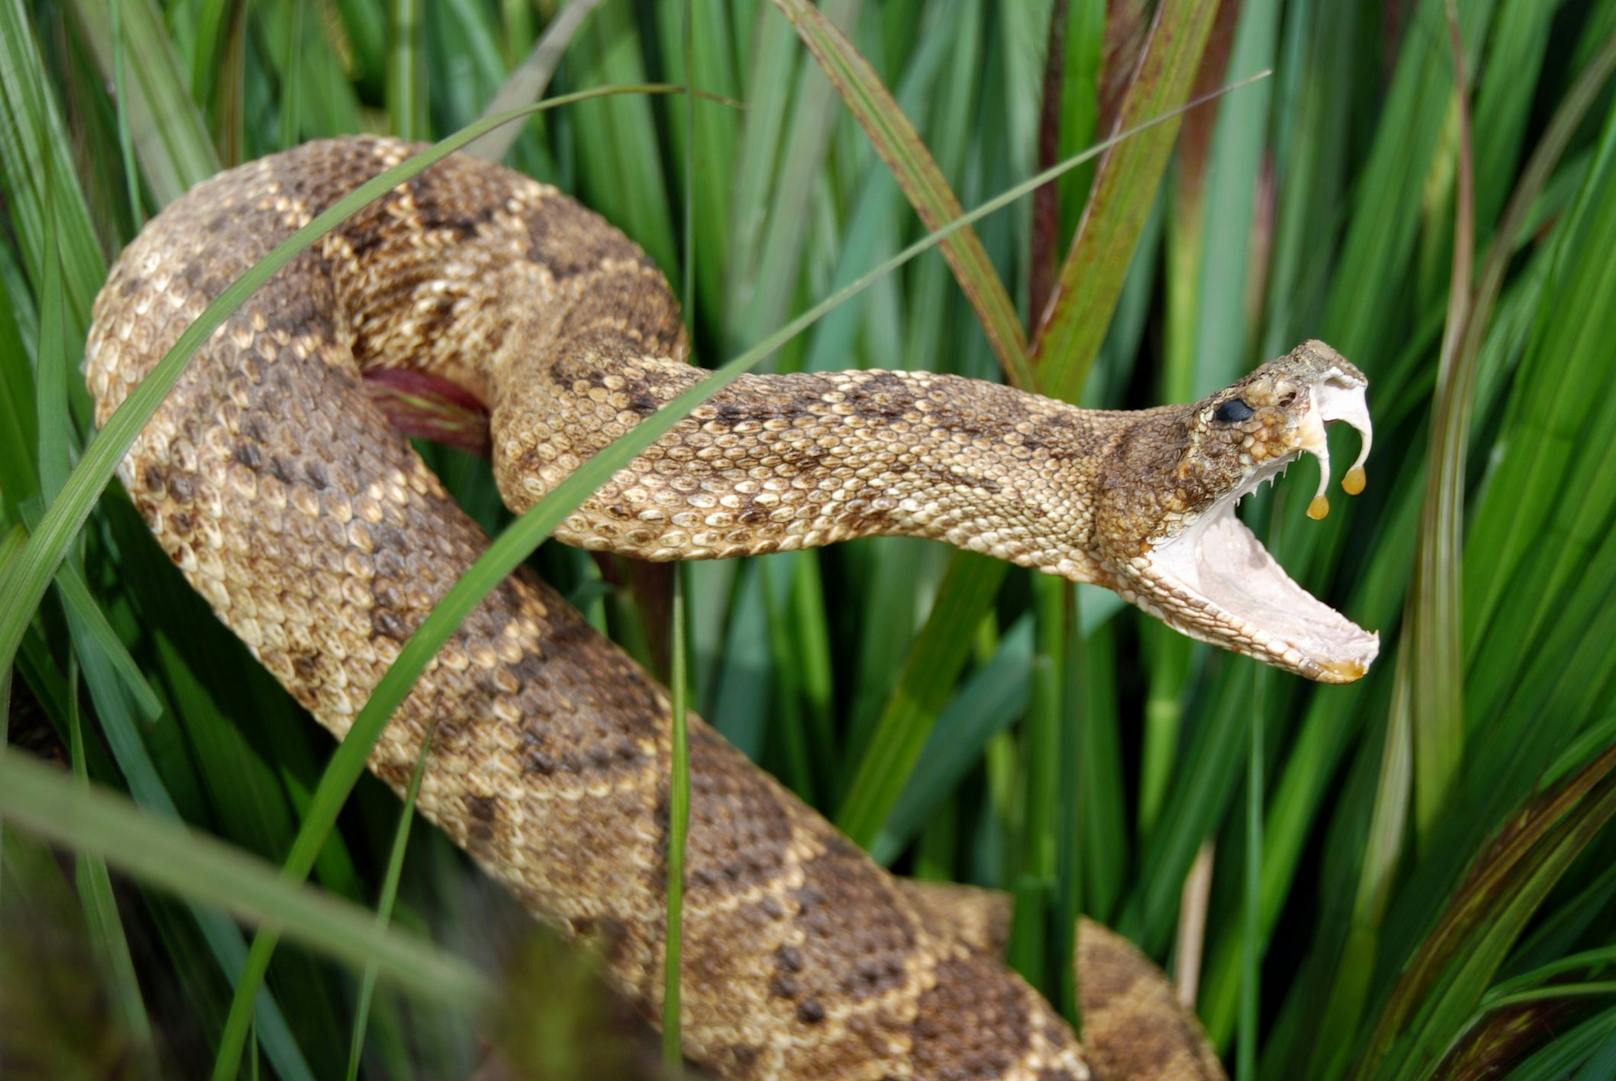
[86,136,1375,1078]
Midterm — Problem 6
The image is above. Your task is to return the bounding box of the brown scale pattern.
[902,882,1225,1080]
[84,137,1236,1079]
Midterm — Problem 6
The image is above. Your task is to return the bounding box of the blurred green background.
[3,0,1616,1078]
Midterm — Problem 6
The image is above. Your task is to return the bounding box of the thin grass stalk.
[277,0,306,149]
[65,652,159,1075]
[771,0,1033,388]
[1486,946,1616,1003]
[110,0,143,228]
[1032,0,1226,401]
[1483,984,1616,1011]
[73,0,218,205]
[389,0,426,141]
[1407,0,1476,847]
[1018,12,1077,1005]
[1030,0,1071,322]
[52,559,162,719]
[663,573,691,1066]
[1239,682,1264,1080]
[343,727,434,1081]
[35,147,73,504]
[662,7,696,1061]
[215,0,247,165]
[466,0,603,162]
[1056,584,1085,1035]
[1176,842,1213,1006]
[0,653,8,903]
[1008,573,1066,1001]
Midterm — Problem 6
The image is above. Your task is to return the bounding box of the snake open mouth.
[1147,378,1380,683]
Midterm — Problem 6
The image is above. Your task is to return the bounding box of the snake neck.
[482,285,1124,582]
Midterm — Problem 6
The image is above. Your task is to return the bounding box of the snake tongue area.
[1142,364,1380,684]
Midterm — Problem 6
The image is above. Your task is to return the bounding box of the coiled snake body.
[86,138,1377,1079]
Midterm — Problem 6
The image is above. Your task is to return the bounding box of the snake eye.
[1214,398,1255,424]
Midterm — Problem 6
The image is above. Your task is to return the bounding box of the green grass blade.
[0,270,39,523]
[1355,747,1616,1079]
[34,150,76,502]
[388,0,428,140]
[1186,0,1279,395]
[1319,0,1497,362]
[1008,575,1072,1014]
[65,654,158,1074]
[0,747,490,1009]
[1463,35,1616,644]
[466,0,602,162]
[51,558,163,719]
[656,0,739,328]
[1032,0,1225,400]
[837,553,1006,847]
[772,0,1033,388]
[567,3,678,275]
[109,0,144,229]
[0,0,107,326]
[868,615,1033,865]
[1403,3,1476,847]
[1239,681,1266,1081]
[343,727,433,1081]
[69,0,219,205]
[662,569,691,1066]
[705,560,771,755]
[723,7,801,352]
[725,0,854,367]
[663,10,695,1059]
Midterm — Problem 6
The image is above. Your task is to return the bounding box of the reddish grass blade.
[1354,746,1616,1079]
[1405,0,1476,847]
[1032,0,1222,404]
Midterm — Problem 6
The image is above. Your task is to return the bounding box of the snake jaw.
[1110,343,1380,683]
[1140,469,1380,683]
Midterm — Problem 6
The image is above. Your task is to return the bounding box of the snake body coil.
[87,137,1375,1078]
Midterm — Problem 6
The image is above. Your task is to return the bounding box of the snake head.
[1094,340,1379,683]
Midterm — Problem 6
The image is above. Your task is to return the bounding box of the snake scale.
[85,137,1377,1079]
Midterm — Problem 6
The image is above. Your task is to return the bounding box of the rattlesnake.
[85,137,1375,1079]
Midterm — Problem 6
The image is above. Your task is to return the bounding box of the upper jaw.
[1292,369,1374,518]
